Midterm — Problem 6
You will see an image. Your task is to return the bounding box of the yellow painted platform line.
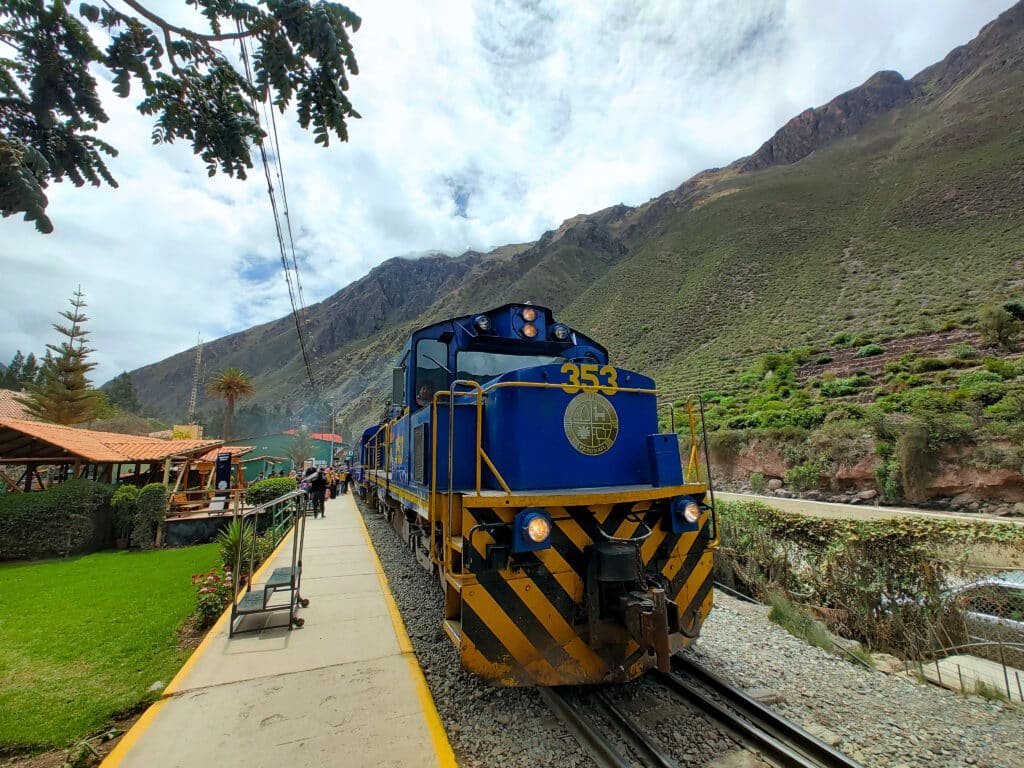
[354,508,459,768]
[100,528,297,768]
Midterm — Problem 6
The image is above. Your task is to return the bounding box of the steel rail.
[659,656,865,768]
[592,691,679,768]
[537,688,631,768]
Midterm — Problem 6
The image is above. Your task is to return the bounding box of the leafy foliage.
[1,0,360,232]
[0,351,44,391]
[17,288,99,424]
[714,500,1024,657]
[978,303,1021,350]
[105,371,141,413]
[0,479,113,559]
[131,482,167,549]
[192,565,234,627]
[110,483,140,540]
[206,366,254,438]
[245,475,297,506]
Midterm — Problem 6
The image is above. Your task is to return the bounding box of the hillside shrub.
[830,332,853,347]
[874,459,902,502]
[949,342,979,360]
[851,334,873,347]
[245,477,298,507]
[983,356,1019,380]
[815,355,833,365]
[749,472,766,493]
[915,357,952,373]
[956,370,1005,405]
[896,421,934,503]
[820,374,870,398]
[855,343,885,358]
[979,303,1021,350]
[132,483,168,550]
[0,480,113,560]
[709,429,747,459]
[785,458,827,491]
[110,484,140,542]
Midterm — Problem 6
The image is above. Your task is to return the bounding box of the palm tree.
[207,367,255,439]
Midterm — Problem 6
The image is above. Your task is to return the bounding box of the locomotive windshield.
[457,351,567,386]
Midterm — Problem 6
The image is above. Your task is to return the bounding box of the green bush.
[830,332,853,347]
[0,479,113,560]
[949,342,979,360]
[815,354,833,365]
[785,459,826,491]
[820,374,870,398]
[915,357,952,372]
[132,483,168,550]
[874,458,902,502]
[983,356,1019,380]
[217,519,256,571]
[855,343,885,358]
[749,472,766,493]
[110,485,140,542]
[245,477,298,507]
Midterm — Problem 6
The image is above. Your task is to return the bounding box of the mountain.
[126,1,1024,438]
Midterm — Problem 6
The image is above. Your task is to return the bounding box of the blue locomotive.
[356,303,717,685]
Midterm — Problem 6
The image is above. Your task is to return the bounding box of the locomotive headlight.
[683,501,700,523]
[551,323,570,341]
[522,323,538,338]
[474,314,491,332]
[512,508,553,552]
[526,515,551,543]
[521,306,537,322]
[670,495,702,534]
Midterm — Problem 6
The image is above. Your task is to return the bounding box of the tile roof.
[198,445,255,462]
[0,417,223,463]
[0,390,34,421]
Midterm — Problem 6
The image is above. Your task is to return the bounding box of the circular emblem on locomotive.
[563,392,619,456]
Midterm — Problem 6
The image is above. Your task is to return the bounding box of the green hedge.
[0,480,114,560]
[132,483,168,550]
[245,477,298,507]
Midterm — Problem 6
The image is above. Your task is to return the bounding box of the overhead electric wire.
[235,23,318,395]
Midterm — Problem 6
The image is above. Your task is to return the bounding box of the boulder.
[951,492,975,509]
[803,723,842,747]
[745,687,785,704]
[767,478,784,491]
[1014,502,1024,516]
[856,489,878,501]
[872,653,905,674]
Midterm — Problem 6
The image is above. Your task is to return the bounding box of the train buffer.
[101,494,457,768]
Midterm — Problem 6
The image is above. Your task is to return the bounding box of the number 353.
[560,362,619,395]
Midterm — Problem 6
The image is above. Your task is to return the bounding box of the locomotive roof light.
[669,495,702,534]
[521,306,537,322]
[474,314,492,332]
[521,323,538,338]
[512,508,553,552]
[551,323,570,341]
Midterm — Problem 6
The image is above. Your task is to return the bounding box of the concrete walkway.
[103,494,456,768]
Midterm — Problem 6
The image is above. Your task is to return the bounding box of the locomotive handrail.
[483,380,659,395]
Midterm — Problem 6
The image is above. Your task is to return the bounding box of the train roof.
[399,303,608,360]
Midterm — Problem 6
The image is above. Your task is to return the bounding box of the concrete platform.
[102,495,456,768]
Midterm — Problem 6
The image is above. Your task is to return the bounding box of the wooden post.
[161,458,172,486]
[24,463,35,492]
[134,462,141,484]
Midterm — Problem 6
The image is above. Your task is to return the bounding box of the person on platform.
[329,469,340,499]
[310,468,327,518]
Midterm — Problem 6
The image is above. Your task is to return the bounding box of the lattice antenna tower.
[187,334,203,424]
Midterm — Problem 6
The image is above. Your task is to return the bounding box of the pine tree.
[19,352,38,387]
[107,371,142,413]
[2,351,25,390]
[18,287,99,424]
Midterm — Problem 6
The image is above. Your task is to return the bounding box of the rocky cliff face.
[739,71,923,173]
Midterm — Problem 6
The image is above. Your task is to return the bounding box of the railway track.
[540,656,866,768]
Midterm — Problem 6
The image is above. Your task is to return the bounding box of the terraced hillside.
[126,2,1024,444]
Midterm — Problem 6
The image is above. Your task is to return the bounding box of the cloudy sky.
[1,0,1010,383]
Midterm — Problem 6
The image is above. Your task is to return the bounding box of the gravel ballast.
[357,498,1023,768]
[696,595,1024,768]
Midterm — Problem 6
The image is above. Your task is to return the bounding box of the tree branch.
[118,0,256,42]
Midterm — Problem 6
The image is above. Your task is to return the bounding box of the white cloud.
[0,0,1009,383]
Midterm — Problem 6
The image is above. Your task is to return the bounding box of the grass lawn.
[0,545,219,751]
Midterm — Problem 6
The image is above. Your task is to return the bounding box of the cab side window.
[415,339,449,408]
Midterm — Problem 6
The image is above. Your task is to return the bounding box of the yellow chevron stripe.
[533,547,584,601]
[463,585,560,681]
[503,574,605,678]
